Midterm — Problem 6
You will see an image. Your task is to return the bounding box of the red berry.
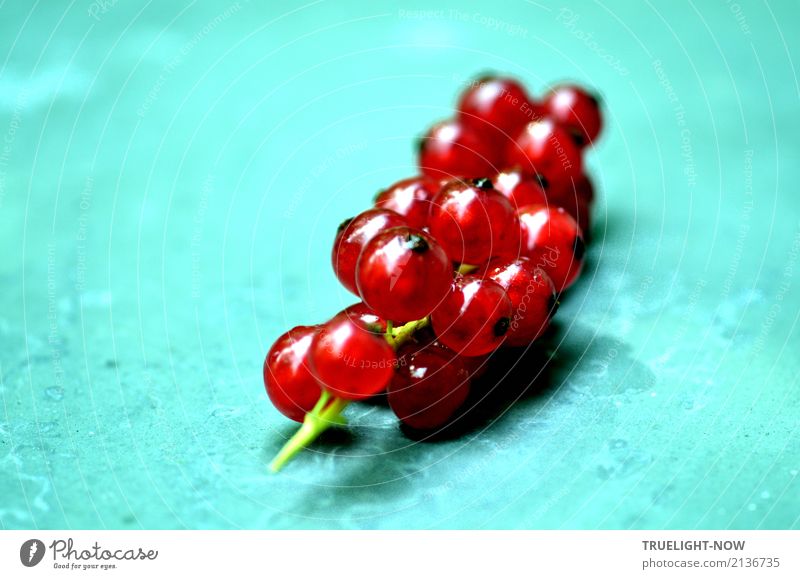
[546,173,595,235]
[543,84,603,147]
[332,208,408,295]
[309,315,396,401]
[428,178,520,265]
[431,275,512,356]
[518,205,585,292]
[548,172,595,205]
[506,118,583,185]
[493,167,548,210]
[482,258,557,346]
[457,76,542,146]
[418,119,497,180]
[338,302,387,333]
[263,325,322,422]
[374,176,439,229]
[389,345,471,430]
[356,227,452,323]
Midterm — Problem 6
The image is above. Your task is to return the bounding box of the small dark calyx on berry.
[547,293,560,318]
[588,92,601,106]
[494,316,511,337]
[415,136,426,153]
[573,235,586,261]
[569,129,586,147]
[372,189,385,203]
[337,217,354,234]
[474,72,497,84]
[405,233,429,253]
[471,177,493,190]
[534,173,549,190]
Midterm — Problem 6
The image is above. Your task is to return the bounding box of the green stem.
[390,317,429,347]
[385,320,395,348]
[457,263,477,275]
[269,393,349,473]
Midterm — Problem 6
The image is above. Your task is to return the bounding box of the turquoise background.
[1,0,799,529]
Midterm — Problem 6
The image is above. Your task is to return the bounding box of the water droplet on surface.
[45,387,64,401]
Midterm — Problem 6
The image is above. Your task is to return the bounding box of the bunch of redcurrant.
[264,76,603,472]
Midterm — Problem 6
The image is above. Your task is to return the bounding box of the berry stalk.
[269,390,348,473]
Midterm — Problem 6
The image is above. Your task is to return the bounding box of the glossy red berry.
[547,173,595,235]
[418,119,497,180]
[548,172,595,205]
[309,315,396,401]
[457,76,542,146]
[482,258,557,346]
[389,345,471,430]
[493,167,548,210]
[543,84,603,147]
[332,208,408,295]
[263,325,322,422]
[356,227,452,323]
[338,302,387,333]
[547,172,594,233]
[506,118,583,185]
[431,275,512,356]
[374,176,439,229]
[518,205,585,292]
[428,178,520,265]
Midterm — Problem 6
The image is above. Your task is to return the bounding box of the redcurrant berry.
[310,314,396,401]
[493,167,548,210]
[431,275,512,356]
[332,208,408,295]
[374,176,440,229]
[543,84,603,147]
[482,258,557,346]
[518,205,585,292]
[356,227,452,323]
[418,119,497,180]
[394,325,489,379]
[506,118,583,185]
[428,178,520,265]
[338,302,387,334]
[263,325,322,422]
[389,345,471,430]
[545,173,595,235]
[457,76,542,146]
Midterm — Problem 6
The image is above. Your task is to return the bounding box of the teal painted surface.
[1,0,799,529]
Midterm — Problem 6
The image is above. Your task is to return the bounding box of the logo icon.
[20,539,45,567]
